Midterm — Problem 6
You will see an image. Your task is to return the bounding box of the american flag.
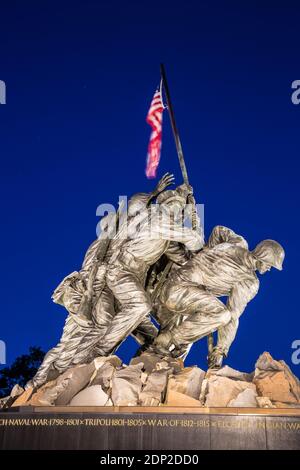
[145,84,165,179]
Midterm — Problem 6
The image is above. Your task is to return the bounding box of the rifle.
[76,207,122,320]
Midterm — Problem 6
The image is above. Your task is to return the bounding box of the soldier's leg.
[92,285,116,330]
[30,276,98,386]
[130,316,159,356]
[27,316,83,388]
[29,284,119,389]
[32,298,110,388]
[67,284,156,364]
[131,316,158,345]
[93,280,158,352]
[98,267,152,354]
[65,285,117,365]
[155,304,181,331]
[154,284,231,350]
[171,297,231,347]
[156,305,191,358]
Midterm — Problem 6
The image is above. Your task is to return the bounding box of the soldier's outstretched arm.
[208,225,249,250]
[216,278,260,357]
[153,215,204,251]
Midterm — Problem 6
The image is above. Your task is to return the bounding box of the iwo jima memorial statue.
[3,66,299,415]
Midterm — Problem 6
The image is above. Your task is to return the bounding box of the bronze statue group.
[27,173,284,390]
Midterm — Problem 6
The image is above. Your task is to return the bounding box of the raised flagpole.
[159,63,215,358]
[160,63,190,185]
[160,63,199,231]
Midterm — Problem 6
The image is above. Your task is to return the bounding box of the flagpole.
[160,64,189,186]
[159,63,215,359]
[160,63,200,233]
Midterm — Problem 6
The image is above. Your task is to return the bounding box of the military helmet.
[156,188,186,206]
[157,183,191,206]
[252,240,285,271]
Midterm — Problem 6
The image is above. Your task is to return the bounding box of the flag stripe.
[145,86,164,179]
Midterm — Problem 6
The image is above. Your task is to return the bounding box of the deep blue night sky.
[0,1,299,376]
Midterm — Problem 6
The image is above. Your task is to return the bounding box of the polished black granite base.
[0,407,299,450]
